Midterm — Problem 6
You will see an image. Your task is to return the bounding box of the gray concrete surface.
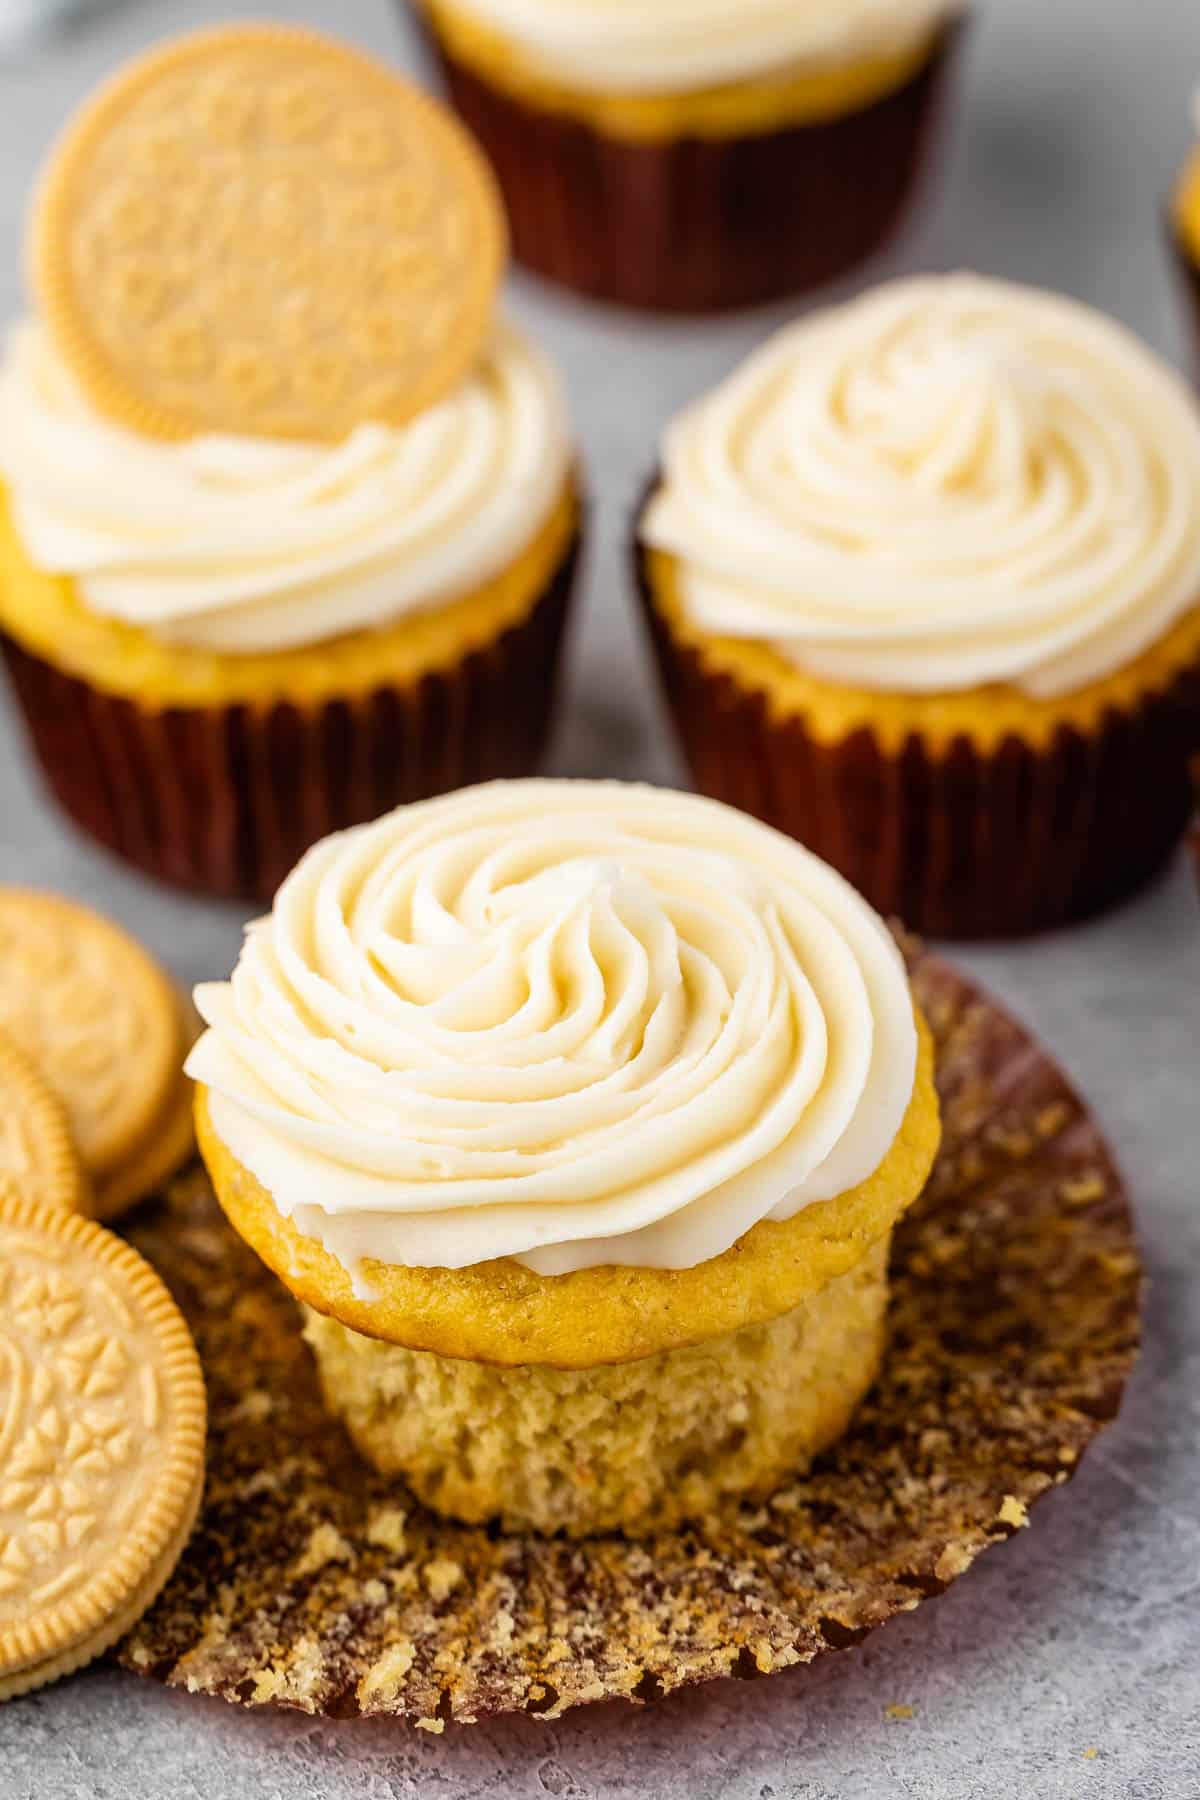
[1,1,1198,1795]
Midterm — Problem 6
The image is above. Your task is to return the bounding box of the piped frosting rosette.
[0,319,570,656]
[187,781,917,1276]
[430,0,959,94]
[642,274,1200,700]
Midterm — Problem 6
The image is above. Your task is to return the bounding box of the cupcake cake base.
[303,1235,889,1539]
[636,536,1200,940]
[117,945,1139,1723]
[2,531,580,903]
[413,12,960,314]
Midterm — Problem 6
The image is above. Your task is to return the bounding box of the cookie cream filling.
[0,318,570,655]
[187,781,918,1277]
[641,274,1200,700]
[425,0,959,95]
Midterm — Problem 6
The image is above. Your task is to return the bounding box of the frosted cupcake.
[1171,89,1200,371]
[0,26,581,900]
[188,779,940,1538]
[409,0,965,312]
[638,275,1200,938]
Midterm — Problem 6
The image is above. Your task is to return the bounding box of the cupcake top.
[0,25,570,655]
[0,319,568,655]
[425,0,960,95]
[187,780,919,1278]
[641,274,1200,700]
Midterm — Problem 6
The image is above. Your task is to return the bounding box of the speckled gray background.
[1,1,1198,1795]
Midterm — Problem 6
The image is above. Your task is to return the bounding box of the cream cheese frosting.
[0,318,570,656]
[430,0,959,95]
[641,274,1200,700]
[187,780,918,1277]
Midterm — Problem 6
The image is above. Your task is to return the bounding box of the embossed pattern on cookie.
[31,24,507,443]
[0,1195,205,1699]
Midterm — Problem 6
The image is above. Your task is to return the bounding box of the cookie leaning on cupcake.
[637,273,1200,938]
[0,24,581,902]
[189,779,940,1539]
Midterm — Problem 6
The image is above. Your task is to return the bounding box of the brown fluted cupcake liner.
[635,532,1200,939]
[410,10,962,314]
[1,531,580,903]
[116,944,1139,1721]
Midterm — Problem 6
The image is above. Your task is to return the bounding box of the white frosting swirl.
[435,0,958,94]
[187,781,918,1277]
[642,275,1200,700]
[0,320,570,655]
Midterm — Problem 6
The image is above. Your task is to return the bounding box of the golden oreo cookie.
[0,1195,206,1700]
[31,23,507,443]
[0,890,194,1221]
[0,1031,89,1216]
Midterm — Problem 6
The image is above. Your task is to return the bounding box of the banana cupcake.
[409,0,964,312]
[1171,88,1200,371]
[637,274,1200,939]
[188,779,940,1538]
[0,25,581,901]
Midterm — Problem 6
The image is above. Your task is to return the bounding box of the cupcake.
[637,274,1200,939]
[187,779,940,1538]
[409,0,964,312]
[0,25,581,901]
[1171,90,1200,371]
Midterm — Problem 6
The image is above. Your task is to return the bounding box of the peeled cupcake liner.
[1,530,580,904]
[633,519,1200,939]
[409,10,963,313]
[116,944,1141,1721]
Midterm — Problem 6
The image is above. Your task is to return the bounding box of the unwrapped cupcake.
[187,779,940,1538]
[409,0,965,312]
[0,25,581,901]
[637,274,1200,938]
